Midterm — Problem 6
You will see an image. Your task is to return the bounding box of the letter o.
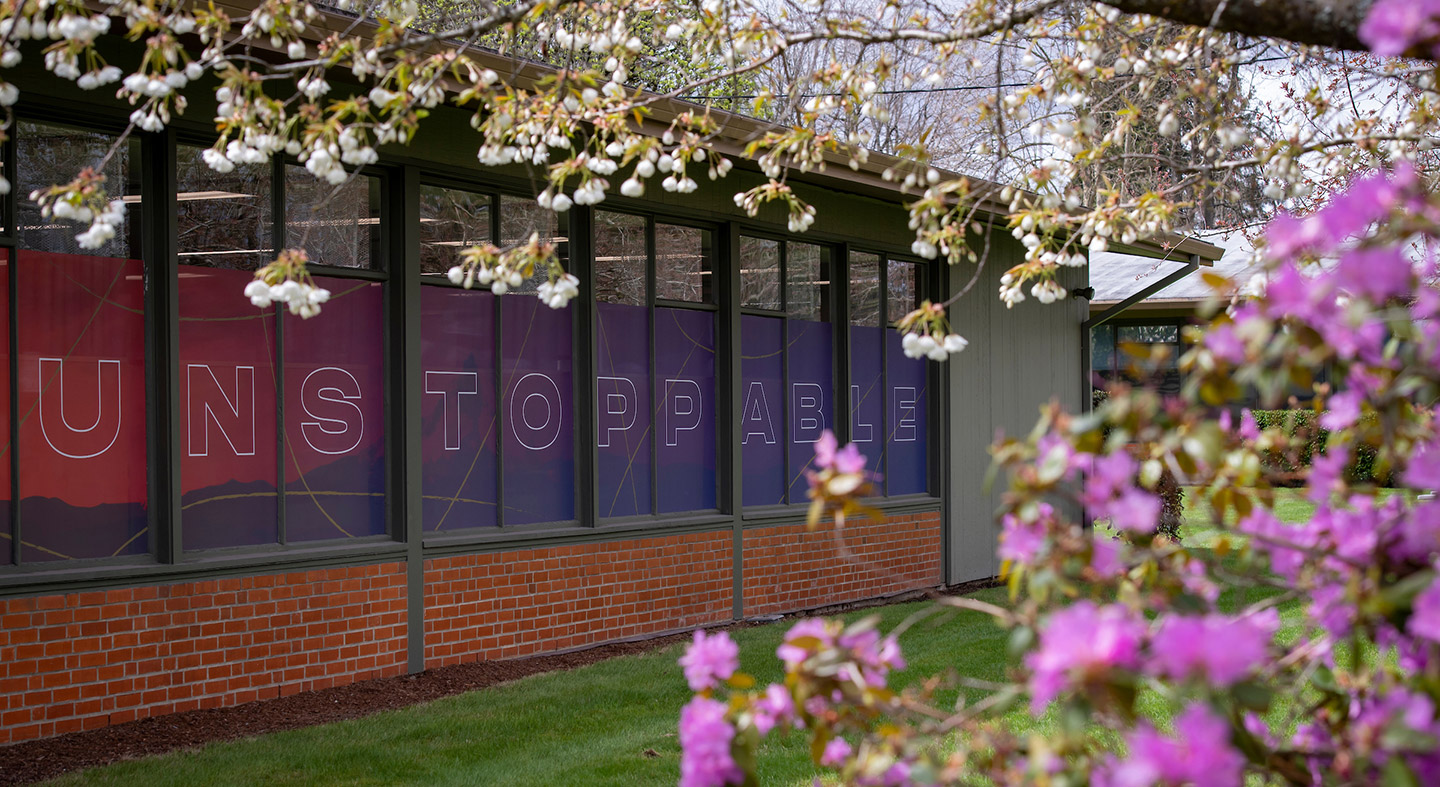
[509,372,563,451]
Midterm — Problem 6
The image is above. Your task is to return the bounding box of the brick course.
[742,511,942,616]
[423,531,733,666]
[0,563,408,745]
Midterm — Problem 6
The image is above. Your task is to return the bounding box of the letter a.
[740,381,776,445]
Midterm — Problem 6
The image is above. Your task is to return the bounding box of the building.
[0,11,1221,745]
[1085,234,1325,407]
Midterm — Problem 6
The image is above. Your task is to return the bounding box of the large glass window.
[283,277,386,541]
[848,252,885,481]
[593,210,717,518]
[176,146,278,549]
[885,260,928,495]
[419,185,490,277]
[844,253,931,497]
[419,186,576,529]
[740,237,833,507]
[14,122,147,562]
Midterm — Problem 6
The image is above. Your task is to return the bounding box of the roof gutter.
[1083,254,1201,331]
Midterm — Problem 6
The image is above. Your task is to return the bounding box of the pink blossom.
[1096,704,1245,787]
[1359,0,1440,57]
[751,683,796,736]
[1410,577,1440,643]
[1026,602,1145,711]
[836,628,906,687]
[1308,449,1349,503]
[1405,439,1440,491]
[1104,488,1162,533]
[1336,246,1415,302]
[1240,409,1260,441]
[1203,323,1247,363]
[820,737,852,767]
[1320,391,1362,431]
[679,696,743,787]
[1083,451,1138,507]
[813,430,838,469]
[1394,501,1440,563]
[1089,535,1125,578]
[777,618,833,667]
[834,442,866,474]
[679,629,738,691]
[1147,610,1277,685]
[998,509,1048,564]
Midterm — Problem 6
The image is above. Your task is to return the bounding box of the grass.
[49,590,1015,787]
[51,490,1326,786]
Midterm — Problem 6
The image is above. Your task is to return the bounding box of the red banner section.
[16,250,147,562]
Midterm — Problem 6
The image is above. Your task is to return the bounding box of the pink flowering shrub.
[673,9,1440,784]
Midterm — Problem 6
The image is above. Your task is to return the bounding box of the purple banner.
[850,325,885,490]
[740,315,785,506]
[596,302,651,518]
[787,320,834,502]
[421,287,498,530]
[502,296,575,524]
[283,277,386,541]
[656,308,717,513]
[886,329,928,495]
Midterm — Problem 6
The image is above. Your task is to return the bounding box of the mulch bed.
[0,580,995,785]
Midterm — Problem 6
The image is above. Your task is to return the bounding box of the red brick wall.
[424,531,733,667]
[0,563,407,745]
[742,511,942,616]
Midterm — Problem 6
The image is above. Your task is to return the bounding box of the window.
[176,145,278,549]
[178,151,386,550]
[848,252,884,479]
[285,165,382,270]
[594,210,717,517]
[419,186,575,529]
[14,121,146,562]
[283,276,386,541]
[740,237,833,507]
[845,253,930,497]
[884,259,927,495]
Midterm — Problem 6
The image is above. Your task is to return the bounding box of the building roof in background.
[1091,231,1260,305]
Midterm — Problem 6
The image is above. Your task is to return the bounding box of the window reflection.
[740,236,780,310]
[285,165,381,270]
[655,224,712,303]
[177,145,272,270]
[419,185,491,276]
[17,121,142,259]
[786,242,828,321]
[594,210,646,306]
[499,194,569,294]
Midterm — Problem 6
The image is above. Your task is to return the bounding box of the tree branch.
[1102,0,1376,54]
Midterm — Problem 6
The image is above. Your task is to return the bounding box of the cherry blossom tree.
[8,0,1432,348]
[670,2,1440,784]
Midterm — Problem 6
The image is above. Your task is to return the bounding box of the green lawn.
[49,589,1016,787]
[49,491,1318,786]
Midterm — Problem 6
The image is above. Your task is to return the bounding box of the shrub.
[1249,409,1390,486]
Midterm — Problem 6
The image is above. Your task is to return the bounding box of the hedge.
[1249,409,1388,486]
